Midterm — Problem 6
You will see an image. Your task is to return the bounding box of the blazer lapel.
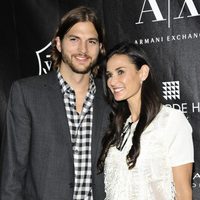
[45,71,73,160]
[44,73,108,165]
[91,80,108,166]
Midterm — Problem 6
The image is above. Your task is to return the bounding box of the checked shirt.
[57,71,95,200]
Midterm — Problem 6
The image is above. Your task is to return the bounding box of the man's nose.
[78,41,88,54]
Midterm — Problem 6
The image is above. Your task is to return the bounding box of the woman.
[98,41,194,199]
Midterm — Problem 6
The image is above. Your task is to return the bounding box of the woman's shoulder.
[156,105,192,135]
[148,104,192,134]
[160,104,183,114]
[157,105,187,121]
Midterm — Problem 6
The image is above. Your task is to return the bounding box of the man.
[0,6,110,200]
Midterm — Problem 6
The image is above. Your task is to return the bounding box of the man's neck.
[60,65,90,92]
[59,65,92,113]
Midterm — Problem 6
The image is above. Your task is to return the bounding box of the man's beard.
[61,52,97,74]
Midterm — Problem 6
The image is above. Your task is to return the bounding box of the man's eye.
[69,37,78,42]
[88,40,98,45]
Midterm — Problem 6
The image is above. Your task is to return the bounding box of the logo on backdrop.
[36,42,52,75]
[135,0,200,28]
[162,81,180,100]
[162,80,200,114]
[193,172,200,189]
[134,0,200,45]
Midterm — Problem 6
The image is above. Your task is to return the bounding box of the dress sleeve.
[166,109,194,167]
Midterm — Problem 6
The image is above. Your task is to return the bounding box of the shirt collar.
[57,70,96,95]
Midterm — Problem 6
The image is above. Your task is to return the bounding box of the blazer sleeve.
[0,81,31,200]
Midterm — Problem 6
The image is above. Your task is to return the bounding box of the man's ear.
[99,43,106,55]
[55,36,61,52]
[139,64,149,81]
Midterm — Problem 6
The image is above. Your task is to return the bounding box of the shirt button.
[74,149,79,154]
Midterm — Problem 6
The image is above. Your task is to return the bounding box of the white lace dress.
[104,106,194,200]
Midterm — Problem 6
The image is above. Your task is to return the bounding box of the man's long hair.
[51,6,105,76]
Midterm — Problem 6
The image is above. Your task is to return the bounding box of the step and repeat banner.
[0,0,200,198]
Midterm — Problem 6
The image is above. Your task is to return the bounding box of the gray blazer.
[0,71,111,200]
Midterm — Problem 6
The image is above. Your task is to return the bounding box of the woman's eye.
[106,73,112,79]
[118,70,124,75]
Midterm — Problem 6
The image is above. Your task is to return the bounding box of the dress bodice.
[104,106,193,200]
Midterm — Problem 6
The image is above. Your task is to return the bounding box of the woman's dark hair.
[51,6,105,76]
[97,41,161,172]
